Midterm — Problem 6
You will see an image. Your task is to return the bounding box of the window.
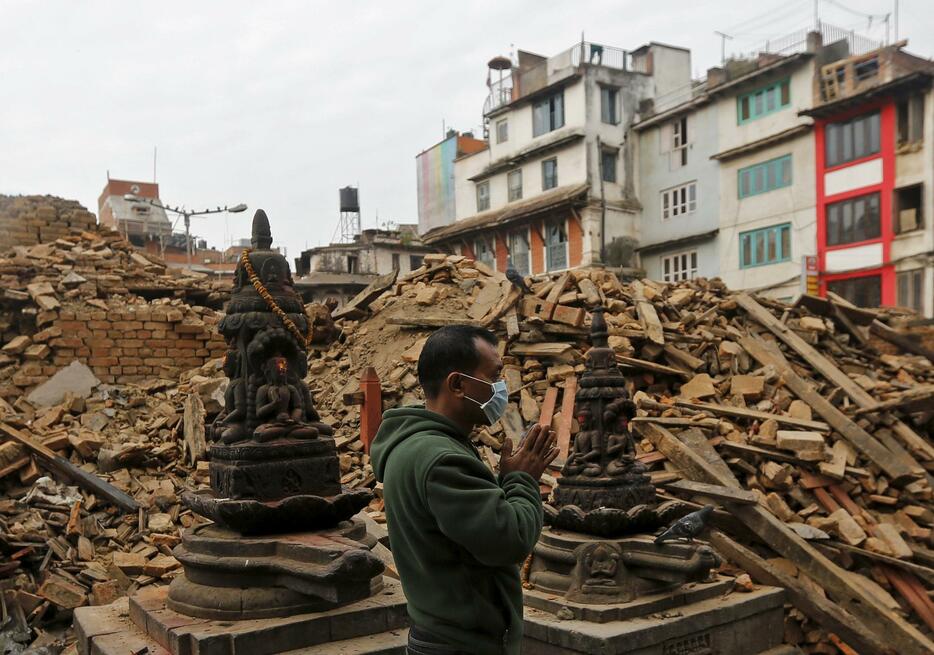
[897,95,924,145]
[740,223,792,268]
[825,111,880,167]
[391,253,400,271]
[737,79,791,123]
[476,181,490,211]
[826,193,881,246]
[662,251,698,282]
[601,86,620,125]
[508,231,530,276]
[895,185,923,234]
[409,255,423,270]
[532,91,565,137]
[738,155,792,198]
[601,149,617,183]
[897,269,925,312]
[672,117,688,166]
[827,275,881,308]
[346,255,358,274]
[507,170,523,201]
[542,158,558,190]
[544,219,568,271]
[496,119,508,144]
[474,238,495,269]
[661,182,697,219]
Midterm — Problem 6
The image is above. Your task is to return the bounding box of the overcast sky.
[2,0,932,262]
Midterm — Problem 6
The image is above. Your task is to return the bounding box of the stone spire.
[251,209,273,250]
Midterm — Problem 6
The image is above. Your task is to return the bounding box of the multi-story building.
[98,177,172,247]
[632,86,720,283]
[420,41,693,275]
[802,44,934,316]
[415,130,488,235]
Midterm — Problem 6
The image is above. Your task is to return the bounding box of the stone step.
[281,629,408,654]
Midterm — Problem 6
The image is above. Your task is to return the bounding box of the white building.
[421,41,692,276]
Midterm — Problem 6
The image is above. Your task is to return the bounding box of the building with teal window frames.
[738,154,792,198]
[739,223,792,268]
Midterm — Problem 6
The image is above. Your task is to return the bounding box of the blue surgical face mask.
[460,373,509,425]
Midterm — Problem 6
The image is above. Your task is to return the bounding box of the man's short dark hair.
[417,325,498,399]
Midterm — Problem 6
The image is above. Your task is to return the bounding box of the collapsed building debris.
[0,211,932,653]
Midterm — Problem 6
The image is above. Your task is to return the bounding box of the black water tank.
[339,187,359,213]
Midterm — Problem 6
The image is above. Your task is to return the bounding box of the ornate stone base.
[523,583,788,655]
[168,518,384,620]
[181,487,372,534]
[73,578,409,655]
[210,438,341,500]
[529,528,720,604]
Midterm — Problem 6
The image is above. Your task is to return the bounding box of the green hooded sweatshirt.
[370,406,542,655]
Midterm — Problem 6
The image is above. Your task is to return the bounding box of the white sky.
[2,0,932,262]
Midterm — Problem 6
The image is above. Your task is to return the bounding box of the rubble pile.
[0,195,97,248]
[308,253,934,654]
[0,241,932,653]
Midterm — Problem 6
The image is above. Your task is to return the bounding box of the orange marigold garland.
[240,249,312,346]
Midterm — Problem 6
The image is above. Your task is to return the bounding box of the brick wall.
[0,195,97,247]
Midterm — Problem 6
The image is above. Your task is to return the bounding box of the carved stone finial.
[591,306,609,349]
[251,209,273,250]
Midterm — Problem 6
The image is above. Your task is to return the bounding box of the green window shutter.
[739,223,793,268]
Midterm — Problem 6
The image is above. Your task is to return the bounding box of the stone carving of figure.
[564,406,602,477]
[603,397,637,477]
[583,543,620,587]
[253,356,318,441]
[217,351,249,444]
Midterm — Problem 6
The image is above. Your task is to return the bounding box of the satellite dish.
[130,184,140,194]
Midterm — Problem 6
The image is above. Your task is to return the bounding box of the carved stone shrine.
[522,307,786,655]
[73,211,408,655]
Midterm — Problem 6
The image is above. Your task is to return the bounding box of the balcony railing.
[483,41,636,115]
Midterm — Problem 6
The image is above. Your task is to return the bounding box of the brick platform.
[74,578,409,655]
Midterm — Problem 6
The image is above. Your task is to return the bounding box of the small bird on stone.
[654,505,714,545]
[505,265,532,294]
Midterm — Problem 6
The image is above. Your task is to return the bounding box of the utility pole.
[894,0,899,42]
[124,195,248,270]
[714,31,733,64]
[814,0,820,32]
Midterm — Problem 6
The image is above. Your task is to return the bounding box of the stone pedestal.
[167,518,384,619]
[73,578,409,655]
[523,581,787,655]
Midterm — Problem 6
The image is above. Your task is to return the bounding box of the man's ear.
[445,371,465,397]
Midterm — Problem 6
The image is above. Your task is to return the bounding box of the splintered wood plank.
[673,400,830,431]
[554,377,577,465]
[736,292,934,463]
[504,308,520,339]
[538,387,559,432]
[616,355,690,380]
[631,281,664,345]
[660,480,758,505]
[637,422,934,655]
[677,427,740,487]
[738,335,918,484]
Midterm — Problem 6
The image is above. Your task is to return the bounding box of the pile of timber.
[308,253,934,655]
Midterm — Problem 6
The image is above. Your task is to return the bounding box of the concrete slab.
[27,359,99,407]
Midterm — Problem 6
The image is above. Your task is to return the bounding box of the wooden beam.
[359,367,383,454]
[708,530,894,655]
[638,422,934,655]
[331,269,399,320]
[673,400,830,432]
[738,335,918,484]
[538,387,559,431]
[736,292,934,463]
[0,423,139,514]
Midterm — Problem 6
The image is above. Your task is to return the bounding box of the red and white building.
[806,45,933,316]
